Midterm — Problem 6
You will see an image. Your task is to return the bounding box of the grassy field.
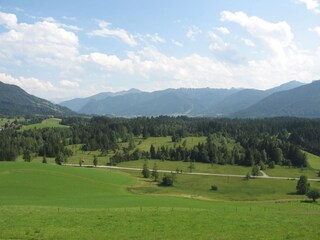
[134,136,207,151]
[118,159,252,175]
[265,166,320,179]
[122,169,320,201]
[306,151,320,170]
[20,118,69,131]
[0,162,319,239]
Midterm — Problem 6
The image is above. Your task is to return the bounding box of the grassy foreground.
[0,162,319,239]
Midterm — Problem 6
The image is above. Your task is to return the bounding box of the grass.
[123,169,319,201]
[265,165,320,179]
[134,136,207,151]
[20,118,69,131]
[118,159,252,175]
[306,151,320,170]
[0,162,319,239]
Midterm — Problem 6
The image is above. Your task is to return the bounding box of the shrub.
[211,185,218,191]
[161,173,175,186]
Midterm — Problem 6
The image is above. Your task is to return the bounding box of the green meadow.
[0,162,319,239]
[20,118,69,131]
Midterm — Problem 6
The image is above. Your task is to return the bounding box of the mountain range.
[0,81,73,117]
[60,80,317,118]
[1,79,319,118]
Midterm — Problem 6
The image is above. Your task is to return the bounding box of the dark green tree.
[161,173,175,186]
[142,161,150,178]
[296,175,310,194]
[93,155,98,167]
[55,153,64,165]
[150,144,156,159]
[251,165,260,176]
[151,163,159,182]
[306,189,320,202]
[23,149,31,162]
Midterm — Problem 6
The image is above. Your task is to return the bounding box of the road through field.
[65,164,320,182]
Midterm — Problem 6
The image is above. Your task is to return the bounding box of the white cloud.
[309,26,320,35]
[296,0,320,13]
[220,11,294,56]
[217,27,230,34]
[0,12,17,28]
[172,39,183,47]
[60,80,79,87]
[0,11,79,66]
[0,72,55,93]
[135,33,166,44]
[241,38,255,47]
[89,21,137,47]
[186,26,202,41]
[80,52,133,72]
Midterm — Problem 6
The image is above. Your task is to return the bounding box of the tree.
[150,144,156,159]
[251,165,260,176]
[161,173,175,186]
[23,149,31,162]
[188,161,195,172]
[151,163,159,182]
[42,155,47,164]
[142,161,150,178]
[306,189,320,202]
[55,153,64,165]
[296,175,310,194]
[93,155,98,167]
[268,161,275,169]
[245,172,251,180]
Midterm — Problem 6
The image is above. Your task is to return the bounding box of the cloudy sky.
[0,0,320,102]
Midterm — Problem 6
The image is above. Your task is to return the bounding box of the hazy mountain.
[63,88,240,116]
[58,80,309,117]
[236,80,320,118]
[209,80,305,116]
[0,81,74,116]
[60,88,142,112]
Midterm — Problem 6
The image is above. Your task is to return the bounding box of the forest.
[1,116,320,169]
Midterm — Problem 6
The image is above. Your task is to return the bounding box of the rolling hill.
[0,81,74,117]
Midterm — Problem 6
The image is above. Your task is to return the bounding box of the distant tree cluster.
[1,116,319,169]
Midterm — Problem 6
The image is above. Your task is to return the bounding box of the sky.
[0,0,320,102]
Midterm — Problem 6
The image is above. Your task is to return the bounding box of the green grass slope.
[0,162,319,239]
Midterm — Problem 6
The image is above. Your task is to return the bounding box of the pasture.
[20,118,69,131]
[0,162,319,239]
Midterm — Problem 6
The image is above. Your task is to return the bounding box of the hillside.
[0,81,73,117]
[236,80,320,118]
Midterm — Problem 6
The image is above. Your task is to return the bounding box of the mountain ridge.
[59,80,307,117]
[0,81,74,117]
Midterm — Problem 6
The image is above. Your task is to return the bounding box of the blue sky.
[0,0,320,101]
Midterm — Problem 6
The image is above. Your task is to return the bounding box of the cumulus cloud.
[172,39,183,47]
[241,38,255,47]
[220,11,294,60]
[186,26,202,41]
[296,0,320,13]
[60,80,80,87]
[0,12,17,28]
[89,21,137,47]
[309,26,320,35]
[0,72,56,93]
[0,11,79,67]
[217,27,230,34]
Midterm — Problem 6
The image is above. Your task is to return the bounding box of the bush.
[306,188,320,202]
[211,185,218,191]
[296,175,310,194]
[161,173,175,186]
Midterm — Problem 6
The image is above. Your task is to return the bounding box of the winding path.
[65,164,320,182]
